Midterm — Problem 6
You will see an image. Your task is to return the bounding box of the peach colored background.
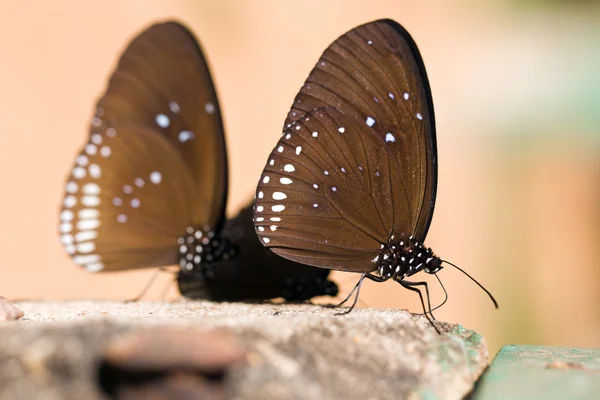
[1,1,599,356]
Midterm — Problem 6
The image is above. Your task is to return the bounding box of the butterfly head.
[423,256,442,274]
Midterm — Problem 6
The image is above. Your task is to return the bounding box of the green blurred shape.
[471,344,600,399]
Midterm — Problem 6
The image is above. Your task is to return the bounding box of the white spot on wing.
[85,144,97,156]
[169,101,180,113]
[277,146,284,153]
[312,131,318,137]
[403,92,409,100]
[280,177,293,185]
[263,237,270,244]
[76,155,89,166]
[77,242,96,254]
[263,176,270,183]
[60,210,74,222]
[77,219,100,230]
[338,127,345,133]
[272,192,287,200]
[81,196,100,207]
[59,222,72,233]
[66,182,78,193]
[416,113,423,120]
[89,164,101,178]
[205,102,215,114]
[385,133,396,143]
[150,171,162,184]
[178,130,194,142]
[82,183,100,195]
[295,146,302,155]
[76,230,97,242]
[85,263,104,272]
[64,196,77,208]
[156,114,170,128]
[366,117,375,127]
[78,209,99,219]
[283,164,295,172]
[271,205,285,212]
[73,167,86,179]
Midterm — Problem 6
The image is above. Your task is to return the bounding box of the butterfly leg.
[402,280,436,321]
[324,273,364,308]
[395,278,441,334]
[334,273,367,315]
[125,268,163,303]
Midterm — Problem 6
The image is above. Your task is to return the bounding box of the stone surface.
[0,300,489,400]
[0,297,23,321]
[471,344,600,400]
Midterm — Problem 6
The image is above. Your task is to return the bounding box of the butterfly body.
[178,203,338,301]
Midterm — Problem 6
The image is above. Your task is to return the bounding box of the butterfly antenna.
[441,260,499,309]
[429,273,448,313]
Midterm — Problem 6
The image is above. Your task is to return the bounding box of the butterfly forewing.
[92,21,227,230]
[282,19,436,241]
[59,125,197,272]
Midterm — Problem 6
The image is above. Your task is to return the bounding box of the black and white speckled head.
[373,235,442,281]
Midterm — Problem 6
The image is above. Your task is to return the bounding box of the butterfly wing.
[253,19,437,272]
[59,21,227,271]
[59,125,197,271]
[91,21,227,230]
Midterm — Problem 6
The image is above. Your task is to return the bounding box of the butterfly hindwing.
[59,125,197,271]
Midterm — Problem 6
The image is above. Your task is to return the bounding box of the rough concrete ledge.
[0,300,488,400]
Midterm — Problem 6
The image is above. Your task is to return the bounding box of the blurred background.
[0,0,599,356]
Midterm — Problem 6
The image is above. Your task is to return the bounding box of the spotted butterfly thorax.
[253,19,498,318]
[58,20,337,301]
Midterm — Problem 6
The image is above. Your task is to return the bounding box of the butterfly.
[58,20,338,302]
[252,19,498,324]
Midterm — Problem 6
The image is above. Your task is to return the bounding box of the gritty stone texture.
[0,298,23,321]
[0,300,489,400]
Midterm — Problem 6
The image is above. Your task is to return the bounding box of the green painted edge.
[470,344,600,400]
